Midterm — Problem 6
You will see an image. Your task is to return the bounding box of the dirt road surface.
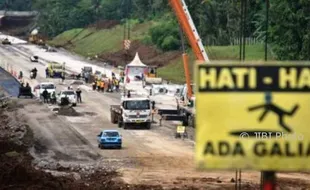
[1,43,310,189]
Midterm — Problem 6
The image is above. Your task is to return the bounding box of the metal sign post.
[262,171,275,190]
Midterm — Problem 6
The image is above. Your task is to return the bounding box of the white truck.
[110,93,153,129]
[56,90,77,106]
[34,82,56,98]
[175,84,195,128]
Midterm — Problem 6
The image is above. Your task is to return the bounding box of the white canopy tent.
[124,53,149,93]
[125,53,148,80]
[126,52,147,67]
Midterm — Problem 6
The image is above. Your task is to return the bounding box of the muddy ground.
[1,99,310,190]
[1,43,310,189]
[0,100,175,190]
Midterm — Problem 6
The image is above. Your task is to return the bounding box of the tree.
[269,0,310,60]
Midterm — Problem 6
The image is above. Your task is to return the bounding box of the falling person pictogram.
[248,92,299,133]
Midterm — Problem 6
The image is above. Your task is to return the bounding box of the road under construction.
[0,37,309,189]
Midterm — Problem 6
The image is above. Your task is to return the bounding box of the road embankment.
[0,67,20,96]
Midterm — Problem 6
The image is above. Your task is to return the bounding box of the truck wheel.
[146,123,151,129]
[118,121,123,128]
[182,116,189,126]
[188,115,194,128]
[111,112,117,124]
[123,123,128,129]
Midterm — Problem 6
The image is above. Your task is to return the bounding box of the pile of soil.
[87,20,120,30]
[57,106,81,117]
[99,40,181,67]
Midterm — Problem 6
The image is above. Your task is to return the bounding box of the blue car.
[97,130,122,149]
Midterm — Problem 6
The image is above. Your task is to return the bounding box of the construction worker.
[51,91,56,104]
[92,81,96,91]
[100,80,105,92]
[115,79,119,92]
[18,71,23,79]
[96,79,101,91]
[76,87,82,103]
[84,72,89,83]
[107,79,112,92]
[45,67,49,78]
[42,88,48,103]
[61,72,65,83]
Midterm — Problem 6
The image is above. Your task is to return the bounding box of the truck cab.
[110,94,152,129]
[175,84,195,127]
[36,82,56,98]
[176,84,195,107]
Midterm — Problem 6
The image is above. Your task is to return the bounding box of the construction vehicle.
[2,38,11,45]
[47,62,65,78]
[29,29,45,46]
[155,0,210,128]
[18,83,33,99]
[110,92,153,129]
[143,66,163,86]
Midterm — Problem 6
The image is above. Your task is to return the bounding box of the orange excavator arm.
[169,0,209,100]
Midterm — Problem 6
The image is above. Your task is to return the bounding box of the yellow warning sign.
[196,63,310,171]
[177,126,186,133]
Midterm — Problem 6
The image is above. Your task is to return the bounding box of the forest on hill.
[1,0,309,60]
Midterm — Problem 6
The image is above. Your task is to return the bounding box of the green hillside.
[50,22,153,57]
[50,23,275,84]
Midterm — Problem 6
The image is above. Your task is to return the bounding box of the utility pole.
[127,0,131,40]
[264,0,269,61]
[242,0,247,61]
[239,0,244,61]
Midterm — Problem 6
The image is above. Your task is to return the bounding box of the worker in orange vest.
[100,80,105,92]
[96,79,101,91]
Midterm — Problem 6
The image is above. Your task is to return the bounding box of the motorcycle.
[30,71,37,79]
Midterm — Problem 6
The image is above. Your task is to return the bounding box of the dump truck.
[110,93,153,129]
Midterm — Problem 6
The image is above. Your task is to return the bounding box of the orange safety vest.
[100,81,105,88]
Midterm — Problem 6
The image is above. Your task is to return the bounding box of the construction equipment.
[18,86,33,98]
[143,66,163,86]
[161,0,210,127]
[2,38,11,45]
[29,29,45,45]
[47,62,65,78]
